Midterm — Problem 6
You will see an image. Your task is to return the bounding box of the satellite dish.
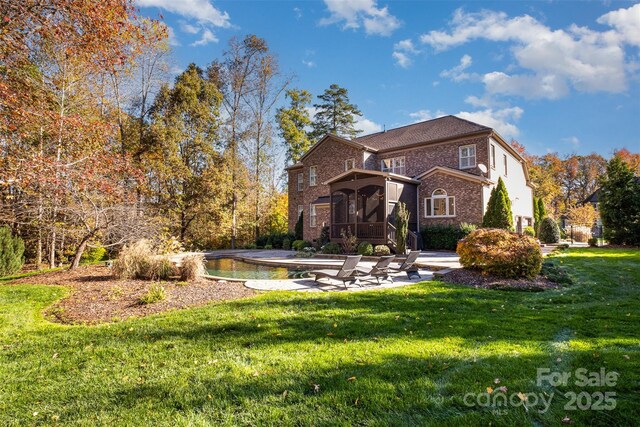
[478,163,488,174]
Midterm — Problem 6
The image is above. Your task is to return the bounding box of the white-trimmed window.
[297,205,303,219]
[491,144,496,169]
[459,144,476,169]
[309,204,317,227]
[297,173,303,191]
[309,166,317,186]
[503,154,508,176]
[424,189,455,217]
[345,158,355,171]
[380,156,406,175]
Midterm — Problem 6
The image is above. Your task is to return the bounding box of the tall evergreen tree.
[310,84,362,140]
[599,156,640,245]
[533,197,540,229]
[276,89,313,163]
[482,177,514,231]
[537,198,547,224]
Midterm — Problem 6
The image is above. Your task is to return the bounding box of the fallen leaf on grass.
[347,376,357,382]
[487,387,493,393]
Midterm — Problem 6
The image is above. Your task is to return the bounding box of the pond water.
[205,258,310,280]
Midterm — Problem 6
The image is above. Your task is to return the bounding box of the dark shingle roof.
[354,115,491,152]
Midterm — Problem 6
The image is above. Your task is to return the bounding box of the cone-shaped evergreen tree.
[533,197,540,227]
[482,177,514,231]
[537,198,547,224]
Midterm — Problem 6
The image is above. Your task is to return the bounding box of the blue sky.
[137,0,640,157]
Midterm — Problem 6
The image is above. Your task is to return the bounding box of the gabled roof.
[414,166,494,185]
[323,168,420,185]
[299,134,373,163]
[354,115,491,152]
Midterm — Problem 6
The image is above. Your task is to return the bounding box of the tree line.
[0,1,366,269]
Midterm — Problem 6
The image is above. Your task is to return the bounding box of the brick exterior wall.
[377,136,489,179]
[287,137,364,242]
[418,172,484,227]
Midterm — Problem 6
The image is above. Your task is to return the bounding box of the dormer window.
[459,144,476,169]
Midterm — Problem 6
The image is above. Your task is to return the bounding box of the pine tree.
[533,197,540,227]
[310,84,362,140]
[537,198,547,224]
[276,89,313,163]
[482,177,514,231]
[599,156,640,245]
[0,227,25,277]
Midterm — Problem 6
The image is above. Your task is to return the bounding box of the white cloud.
[419,7,637,99]
[356,116,383,135]
[562,136,580,148]
[191,29,217,46]
[137,0,231,27]
[180,21,200,34]
[138,0,230,47]
[293,7,303,19]
[456,107,523,139]
[392,38,419,67]
[440,54,474,82]
[302,60,316,68]
[320,0,401,36]
[392,51,411,68]
[166,25,180,46]
[597,3,640,46]
[408,109,444,123]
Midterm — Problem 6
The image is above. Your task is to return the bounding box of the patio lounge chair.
[309,255,362,288]
[388,250,421,279]
[356,255,396,284]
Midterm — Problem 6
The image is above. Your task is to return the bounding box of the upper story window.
[503,154,508,176]
[491,144,496,169]
[424,189,455,218]
[309,166,317,186]
[345,158,355,171]
[297,173,304,191]
[381,156,406,175]
[459,144,476,169]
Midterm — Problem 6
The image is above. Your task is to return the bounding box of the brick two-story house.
[287,115,534,250]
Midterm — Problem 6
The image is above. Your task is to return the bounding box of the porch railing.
[332,222,385,240]
[387,223,419,252]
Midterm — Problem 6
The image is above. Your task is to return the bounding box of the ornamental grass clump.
[457,228,542,279]
[180,254,206,281]
[139,284,166,305]
[112,240,154,279]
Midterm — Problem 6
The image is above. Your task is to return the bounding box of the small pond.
[205,258,310,280]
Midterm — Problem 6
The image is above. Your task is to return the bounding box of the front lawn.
[1,248,638,426]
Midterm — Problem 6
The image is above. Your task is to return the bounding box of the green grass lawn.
[1,248,638,426]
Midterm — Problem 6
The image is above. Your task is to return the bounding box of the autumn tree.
[310,84,362,140]
[147,64,222,243]
[277,89,313,163]
[567,204,598,227]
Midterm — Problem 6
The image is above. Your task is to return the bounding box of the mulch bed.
[7,265,255,324]
[441,268,560,291]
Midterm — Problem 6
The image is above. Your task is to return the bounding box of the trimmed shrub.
[283,238,291,250]
[322,242,342,254]
[319,225,330,247]
[294,212,303,241]
[112,240,154,279]
[357,241,373,256]
[395,202,410,254]
[139,284,166,304]
[180,254,206,281]
[482,177,514,231]
[0,227,25,277]
[292,240,312,251]
[588,237,598,247]
[523,226,536,237]
[81,245,107,263]
[374,245,391,256]
[539,217,560,244]
[457,228,543,279]
[421,223,476,251]
[264,244,273,250]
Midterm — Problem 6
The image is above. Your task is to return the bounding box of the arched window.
[424,189,455,217]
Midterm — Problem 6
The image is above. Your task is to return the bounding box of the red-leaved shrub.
[457,228,542,279]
